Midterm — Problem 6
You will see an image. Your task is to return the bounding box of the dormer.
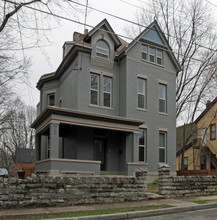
[84,19,121,70]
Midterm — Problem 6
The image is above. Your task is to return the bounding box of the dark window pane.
[97,40,109,49]
[139,130,144,145]
[149,55,154,62]
[159,133,165,147]
[138,78,145,94]
[104,93,110,107]
[159,148,165,163]
[142,52,147,60]
[158,84,166,99]
[159,99,165,112]
[138,94,144,108]
[139,146,145,162]
[210,124,216,140]
[48,95,55,106]
[91,90,98,105]
[157,57,162,65]
[91,75,98,90]
[104,77,111,92]
[96,53,108,58]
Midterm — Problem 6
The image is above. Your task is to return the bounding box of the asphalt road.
[131,207,217,220]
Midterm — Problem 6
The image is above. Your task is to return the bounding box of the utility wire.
[4,0,217,63]
[67,0,217,53]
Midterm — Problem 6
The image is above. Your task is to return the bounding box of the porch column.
[133,132,139,162]
[126,132,139,162]
[49,123,59,158]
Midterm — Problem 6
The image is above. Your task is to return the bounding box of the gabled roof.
[194,97,217,124]
[84,19,121,50]
[126,20,181,72]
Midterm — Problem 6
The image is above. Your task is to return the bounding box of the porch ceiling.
[31,106,144,134]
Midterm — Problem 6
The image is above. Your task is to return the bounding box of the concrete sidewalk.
[1,195,217,219]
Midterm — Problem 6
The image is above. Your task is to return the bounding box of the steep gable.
[126,20,181,72]
[84,19,121,50]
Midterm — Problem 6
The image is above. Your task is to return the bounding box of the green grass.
[0,204,172,220]
[193,200,208,204]
[148,178,159,193]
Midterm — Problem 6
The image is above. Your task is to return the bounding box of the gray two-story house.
[32,19,180,176]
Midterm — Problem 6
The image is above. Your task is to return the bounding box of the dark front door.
[93,139,106,171]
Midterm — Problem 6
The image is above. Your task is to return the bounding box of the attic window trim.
[142,44,164,66]
[96,40,110,59]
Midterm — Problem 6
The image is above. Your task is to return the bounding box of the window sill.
[158,112,168,116]
[89,104,114,110]
[136,108,148,112]
[141,59,164,68]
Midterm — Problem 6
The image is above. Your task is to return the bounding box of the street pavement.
[1,194,217,220]
[132,207,217,220]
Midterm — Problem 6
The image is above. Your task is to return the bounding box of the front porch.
[32,106,147,176]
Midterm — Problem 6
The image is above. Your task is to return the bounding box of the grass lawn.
[0,204,172,220]
[193,200,208,204]
[148,178,159,193]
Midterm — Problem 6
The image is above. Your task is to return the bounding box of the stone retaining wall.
[159,164,217,198]
[0,169,147,208]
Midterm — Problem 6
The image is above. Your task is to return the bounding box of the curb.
[49,202,217,220]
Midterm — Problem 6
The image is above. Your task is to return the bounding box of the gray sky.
[19,0,217,108]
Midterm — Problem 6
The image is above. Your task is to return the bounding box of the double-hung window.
[103,76,112,107]
[149,47,155,62]
[90,74,99,105]
[139,129,146,162]
[137,78,146,109]
[142,45,148,60]
[157,49,163,65]
[158,83,167,113]
[96,40,109,59]
[159,131,167,163]
[210,123,216,140]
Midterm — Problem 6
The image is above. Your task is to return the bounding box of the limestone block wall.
[0,169,147,208]
[159,164,217,198]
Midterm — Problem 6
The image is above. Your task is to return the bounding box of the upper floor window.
[142,44,163,65]
[90,74,99,105]
[96,40,109,59]
[210,123,216,140]
[158,83,167,113]
[103,76,112,107]
[137,78,146,109]
[48,93,55,106]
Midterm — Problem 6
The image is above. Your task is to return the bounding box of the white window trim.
[88,68,115,78]
[139,129,146,163]
[103,76,112,108]
[156,49,163,65]
[142,44,164,67]
[159,131,167,163]
[90,73,100,106]
[136,73,149,79]
[96,40,109,59]
[137,78,147,110]
[158,83,167,114]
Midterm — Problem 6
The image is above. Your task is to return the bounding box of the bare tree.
[0,98,36,173]
[126,0,217,124]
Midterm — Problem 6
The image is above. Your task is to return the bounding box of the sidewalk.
[1,194,217,220]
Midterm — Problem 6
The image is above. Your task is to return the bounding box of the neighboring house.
[31,19,180,176]
[176,99,217,173]
[14,148,35,178]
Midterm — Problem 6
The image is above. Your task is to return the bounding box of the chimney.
[206,100,211,108]
[84,29,88,35]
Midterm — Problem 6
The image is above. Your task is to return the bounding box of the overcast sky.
[19,0,217,108]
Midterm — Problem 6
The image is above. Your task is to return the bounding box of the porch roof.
[31,106,144,134]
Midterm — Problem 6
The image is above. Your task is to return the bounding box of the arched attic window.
[96,40,109,59]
